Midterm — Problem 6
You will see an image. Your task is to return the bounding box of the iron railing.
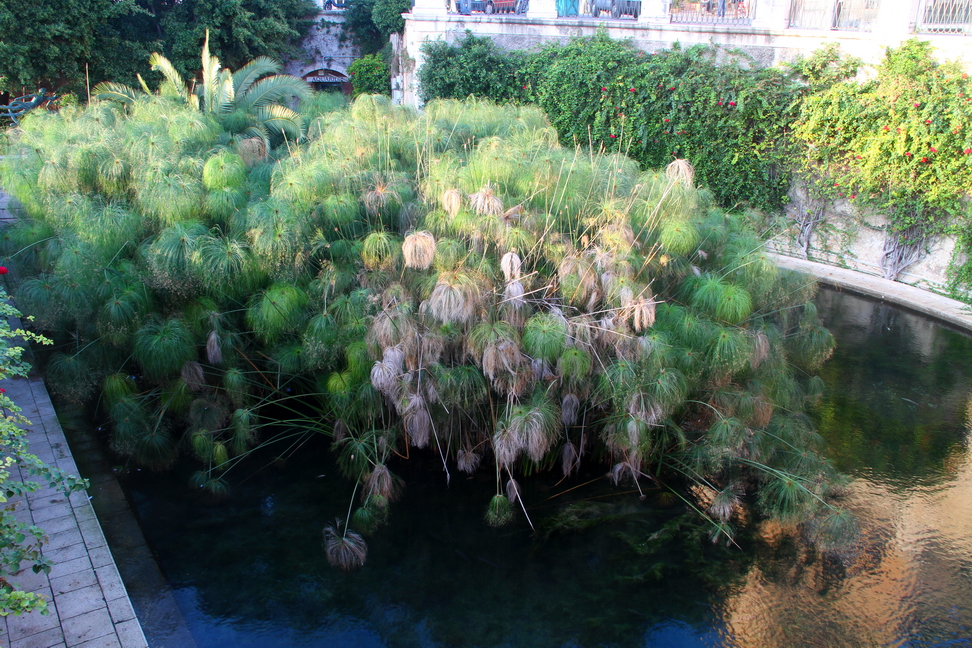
[789,0,881,30]
[916,0,972,33]
[669,0,754,25]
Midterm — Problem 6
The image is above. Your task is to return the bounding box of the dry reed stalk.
[501,251,522,282]
[441,188,463,217]
[469,183,504,216]
[666,158,695,187]
[403,231,436,270]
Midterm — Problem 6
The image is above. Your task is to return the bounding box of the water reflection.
[713,288,972,648]
[122,288,972,647]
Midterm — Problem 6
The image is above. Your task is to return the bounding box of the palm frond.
[235,75,312,113]
[92,82,139,104]
[148,52,188,102]
[232,56,282,96]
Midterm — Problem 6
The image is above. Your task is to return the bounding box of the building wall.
[285,10,359,81]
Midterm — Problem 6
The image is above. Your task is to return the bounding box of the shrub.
[349,54,391,97]
[794,39,972,283]
[419,32,524,104]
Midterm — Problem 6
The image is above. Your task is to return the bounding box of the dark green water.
[121,287,972,647]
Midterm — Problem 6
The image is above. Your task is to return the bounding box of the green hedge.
[422,32,807,212]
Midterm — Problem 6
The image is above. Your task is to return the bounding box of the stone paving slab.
[770,253,972,333]
[0,372,149,648]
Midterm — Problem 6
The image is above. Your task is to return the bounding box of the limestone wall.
[770,183,965,294]
[284,11,359,81]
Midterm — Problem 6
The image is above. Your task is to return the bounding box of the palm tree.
[94,30,311,146]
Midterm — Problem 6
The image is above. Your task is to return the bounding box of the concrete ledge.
[771,253,972,332]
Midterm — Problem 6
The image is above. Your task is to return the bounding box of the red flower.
[664,118,670,122]
[834,182,839,187]
[926,119,933,124]
[522,85,528,89]
[609,134,617,138]
[0,388,5,393]
[856,155,863,159]
[914,102,921,107]
[922,157,930,163]
[905,152,913,156]
[669,86,675,91]
[930,146,937,153]
[851,195,857,199]
[601,87,607,92]
[630,88,636,92]
[717,101,723,106]
[728,101,736,106]
[965,148,972,154]
[0,267,7,275]
[883,126,890,131]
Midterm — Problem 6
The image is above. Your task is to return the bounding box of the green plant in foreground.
[0,289,88,615]
[1,92,843,569]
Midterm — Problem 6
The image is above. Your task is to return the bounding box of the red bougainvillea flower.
[630,88,636,92]
[856,155,863,159]
[0,267,7,275]
[0,388,5,393]
[914,102,921,107]
[728,101,736,106]
[522,85,527,89]
[930,146,937,153]
[669,86,675,91]
[609,134,617,138]
[664,118,670,122]
[834,182,840,187]
[717,101,723,106]
[851,195,857,199]
[926,119,933,124]
[601,87,607,92]
[965,148,972,154]
[905,152,913,156]
[921,157,930,163]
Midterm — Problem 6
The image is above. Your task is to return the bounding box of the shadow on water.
[69,287,972,647]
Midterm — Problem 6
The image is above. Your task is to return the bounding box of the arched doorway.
[304,69,352,95]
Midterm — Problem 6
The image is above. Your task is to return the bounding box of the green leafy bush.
[0,290,87,616]
[419,32,524,104]
[349,54,391,97]
[794,39,972,283]
[420,32,804,212]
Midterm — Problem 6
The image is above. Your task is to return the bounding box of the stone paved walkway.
[1,371,149,648]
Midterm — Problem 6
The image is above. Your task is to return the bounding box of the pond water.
[118,287,972,648]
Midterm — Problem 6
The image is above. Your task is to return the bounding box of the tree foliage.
[0,0,317,94]
[372,0,413,39]
[0,0,147,93]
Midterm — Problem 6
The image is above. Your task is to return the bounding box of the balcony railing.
[789,0,881,30]
[669,0,753,25]
[916,0,972,32]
